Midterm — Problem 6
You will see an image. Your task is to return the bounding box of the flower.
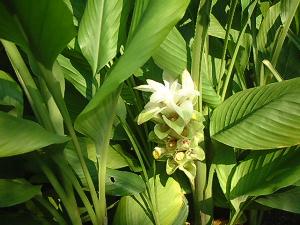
[136,69,204,182]
[135,69,199,125]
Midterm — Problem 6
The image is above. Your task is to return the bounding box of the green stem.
[54,155,98,225]
[36,157,82,225]
[262,60,283,82]
[250,7,260,85]
[221,1,257,101]
[119,117,160,225]
[191,0,212,224]
[96,142,108,225]
[35,196,68,225]
[271,0,300,67]
[217,0,239,93]
[1,40,54,131]
[36,62,100,222]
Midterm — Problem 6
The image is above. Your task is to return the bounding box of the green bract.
[136,70,204,181]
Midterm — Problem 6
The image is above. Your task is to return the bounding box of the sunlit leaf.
[75,0,190,145]
[78,0,123,74]
[211,78,300,149]
[152,27,187,75]
[230,147,300,200]
[113,175,188,225]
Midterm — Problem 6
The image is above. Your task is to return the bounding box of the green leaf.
[0,0,75,68]
[0,112,68,157]
[256,3,281,57]
[78,0,123,74]
[75,0,190,140]
[106,168,145,196]
[201,55,222,107]
[229,147,300,200]
[0,179,41,207]
[113,175,188,225]
[152,27,187,75]
[256,187,300,214]
[280,0,300,25]
[210,78,300,150]
[57,54,96,100]
[0,70,23,116]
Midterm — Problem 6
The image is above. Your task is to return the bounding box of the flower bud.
[152,147,166,159]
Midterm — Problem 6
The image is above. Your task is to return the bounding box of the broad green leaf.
[0,112,68,157]
[75,0,190,141]
[256,3,281,56]
[256,187,300,214]
[0,179,41,207]
[230,147,300,200]
[106,169,145,196]
[210,78,300,150]
[113,175,188,225]
[78,0,123,74]
[57,54,96,99]
[0,0,75,68]
[0,70,23,116]
[127,0,150,41]
[152,28,187,75]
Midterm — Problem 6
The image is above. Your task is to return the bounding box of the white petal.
[134,84,155,92]
[147,79,166,92]
[182,69,195,91]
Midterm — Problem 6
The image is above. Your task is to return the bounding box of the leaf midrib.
[213,84,299,137]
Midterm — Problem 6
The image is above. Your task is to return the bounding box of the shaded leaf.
[0,0,75,68]
[0,179,41,207]
[0,70,23,116]
[256,187,300,214]
[106,168,145,196]
[0,112,68,157]
[57,54,96,100]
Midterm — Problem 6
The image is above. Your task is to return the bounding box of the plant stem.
[36,157,82,225]
[221,1,257,101]
[217,0,239,93]
[271,0,300,67]
[119,117,161,225]
[1,40,54,131]
[191,0,212,224]
[36,62,100,222]
[54,155,98,225]
[35,196,68,225]
[262,60,283,82]
[96,142,108,225]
